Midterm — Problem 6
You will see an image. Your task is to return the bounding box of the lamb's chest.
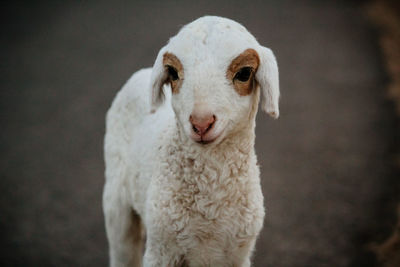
[170,192,263,248]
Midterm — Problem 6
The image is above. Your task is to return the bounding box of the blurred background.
[1,0,399,266]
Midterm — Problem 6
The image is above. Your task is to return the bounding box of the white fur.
[103,16,280,267]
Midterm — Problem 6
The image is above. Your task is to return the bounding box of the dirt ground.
[1,1,399,266]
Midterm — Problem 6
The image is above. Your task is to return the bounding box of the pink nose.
[189,114,216,136]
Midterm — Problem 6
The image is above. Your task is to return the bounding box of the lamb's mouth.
[197,139,214,145]
[194,130,223,145]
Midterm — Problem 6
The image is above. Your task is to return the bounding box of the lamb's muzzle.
[189,114,217,144]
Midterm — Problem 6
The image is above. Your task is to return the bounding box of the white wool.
[103,16,280,267]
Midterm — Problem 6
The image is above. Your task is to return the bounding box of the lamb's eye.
[167,65,179,81]
[234,67,252,82]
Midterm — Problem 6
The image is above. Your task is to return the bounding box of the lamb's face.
[150,16,280,146]
[164,49,260,145]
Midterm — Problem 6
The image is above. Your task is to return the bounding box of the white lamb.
[103,16,280,267]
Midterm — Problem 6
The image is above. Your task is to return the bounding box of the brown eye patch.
[226,49,260,96]
[163,52,184,94]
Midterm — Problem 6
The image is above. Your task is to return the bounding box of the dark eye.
[167,65,179,81]
[234,67,252,82]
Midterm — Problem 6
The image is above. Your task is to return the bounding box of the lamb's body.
[103,16,279,267]
[104,68,264,266]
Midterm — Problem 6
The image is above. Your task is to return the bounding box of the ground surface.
[1,1,399,266]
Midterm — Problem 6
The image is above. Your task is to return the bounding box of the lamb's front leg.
[143,239,163,267]
[103,182,145,267]
[143,237,186,267]
[230,237,257,267]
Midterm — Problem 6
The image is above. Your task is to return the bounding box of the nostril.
[206,116,216,131]
[192,124,200,134]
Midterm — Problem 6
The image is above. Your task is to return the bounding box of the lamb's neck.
[158,122,259,215]
[172,123,257,174]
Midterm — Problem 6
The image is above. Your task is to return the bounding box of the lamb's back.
[104,68,174,193]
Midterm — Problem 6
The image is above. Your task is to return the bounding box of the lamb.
[103,16,280,267]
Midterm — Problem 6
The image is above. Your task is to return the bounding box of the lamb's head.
[150,16,279,146]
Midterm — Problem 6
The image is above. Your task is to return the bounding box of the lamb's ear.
[256,46,280,119]
[150,46,168,112]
